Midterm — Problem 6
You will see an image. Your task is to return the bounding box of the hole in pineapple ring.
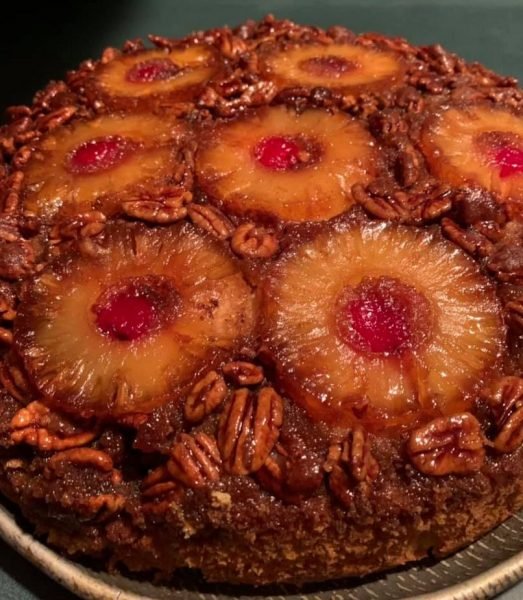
[66,135,138,175]
[92,276,180,342]
[125,58,181,83]
[475,131,523,179]
[336,276,432,356]
[298,55,358,78]
[253,135,322,171]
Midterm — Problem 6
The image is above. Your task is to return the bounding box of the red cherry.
[493,144,523,179]
[67,136,135,175]
[254,136,301,171]
[299,55,356,78]
[337,277,431,355]
[95,290,157,342]
[126,58,180,83]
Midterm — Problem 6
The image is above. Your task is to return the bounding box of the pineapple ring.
[420,105,523,202]
[260,43,404,92]
[261,221,504,431]
[195,106,381,222]
[22,113,186,221]
[92,46,219,104]
[14,223,254,418]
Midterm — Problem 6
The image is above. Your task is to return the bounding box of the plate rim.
[0,502,522,600]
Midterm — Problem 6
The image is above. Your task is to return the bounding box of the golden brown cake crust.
[0,14,523,587]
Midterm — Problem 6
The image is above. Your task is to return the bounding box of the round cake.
[0,15,523,586]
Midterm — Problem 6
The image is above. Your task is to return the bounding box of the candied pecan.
[407,413,485,475]
[142,465,180,500]
[506,299,523,332]
[325,426,379,508]
[218,30,248,58]
[217,387,283,475]
[0,360,31,402]
[222,361,264,386]
[256,439,323,503]
[481,376,523,453]
[487,241,523,285]
[122,191,191,224]
[167,432,221,488]
[50,211,106,244]
[187,204,234,240]
[35,106,77,132]
[48,448,114,473]
[184,371,227,424]
[0,281,16,321]
[452,187,506,226]
[0,236,36,280]
[2,171,24,213]
[231,223,279,258]
[395,141,422,187]
[353,183,451,225]
[442,218,494,258]
[10,401,97,451]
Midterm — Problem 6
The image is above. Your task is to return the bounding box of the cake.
[0,15,522,586]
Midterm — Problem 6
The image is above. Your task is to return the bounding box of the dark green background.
[0,1,522,598]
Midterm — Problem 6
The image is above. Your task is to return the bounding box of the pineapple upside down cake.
[1,15,523,586]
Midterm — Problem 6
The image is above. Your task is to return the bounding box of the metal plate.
[1,502,523,600]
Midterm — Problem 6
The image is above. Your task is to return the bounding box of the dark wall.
[1,0,522,115]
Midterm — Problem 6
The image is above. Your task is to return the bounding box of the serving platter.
[0,501,522,600]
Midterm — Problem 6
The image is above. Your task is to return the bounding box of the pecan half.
[353,182,452,224]
[217,387,283,475]
[141,464,183,516]
[187,204,234,240]
[231,223,279,258]
[184,371,227,424]
[167,432,221,488]
[0,360,31,402]
[0,281,17,321]
[222,361,264,386]
[48,448,114,473]
[442,218,494,258]
[50,211,106,244]
[506,299,523,332]
[256,439,323,503]
[10,401,97,451]
[482,376,523,453]
[122,191,191,224]
[325,426,379,508]
[407,413,485,475]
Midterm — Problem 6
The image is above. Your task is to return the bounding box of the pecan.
[167,432,221,488]
[0,360,30,401]
[10,401,97,451]
[256,439,323,503]
[0,236,36,280]
[122,191,191,224]
[222,361,264,386]
[184,371,227,423]
[353,182,452,225]
[0,281,16,321]
[407,413,485,475]
[506,299,523,332]
[48,448,114,473]
[442,218,494,258]
[2,171,24,213]
[50,211,106,244]
[217,387,283,475]
[324,426,379,507]
[142,465,180,499]
[35,106,77,132]
[219,31,248,58]
[395,141,422,187]
[481,376,523,453]
[231,223,279,258]
[187,204,234,240]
